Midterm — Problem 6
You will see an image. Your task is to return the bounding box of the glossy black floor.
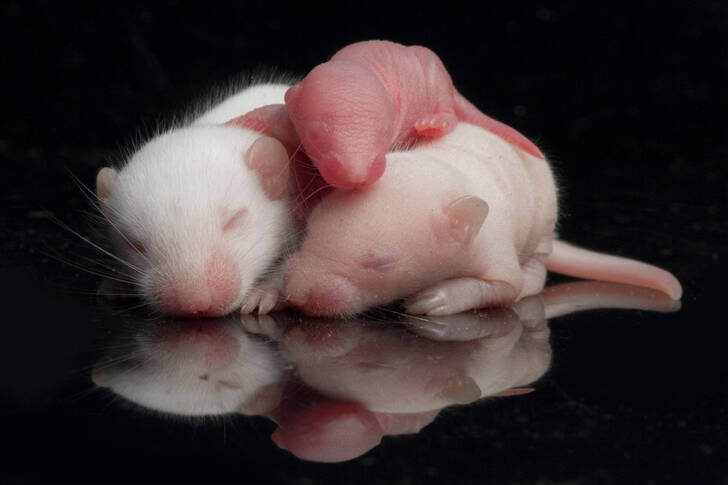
[2,2,726,484]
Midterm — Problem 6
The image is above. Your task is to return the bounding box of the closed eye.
[222,208,248,232]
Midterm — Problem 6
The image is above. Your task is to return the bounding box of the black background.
[1,1,726,484]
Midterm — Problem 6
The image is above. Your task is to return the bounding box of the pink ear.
[226,114,266,133]
[96,167,118,201]
[245,136,290,201]
[96,167,118,216]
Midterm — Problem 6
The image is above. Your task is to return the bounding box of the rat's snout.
[152,253,241,317]
[167,284,214,317]
[316,153,386,190]
[284,83,302,105]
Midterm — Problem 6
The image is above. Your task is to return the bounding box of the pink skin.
[96,128,296,318]
[283,186,470,316]
[284,40,544,189]
[284,123,550,317]
[226,107,331,218]
[268,384,439,463]
[284,123,682,317]
[151,252,241,317]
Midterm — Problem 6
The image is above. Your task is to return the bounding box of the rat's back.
[407,123,558,257]
[195,83,289,125]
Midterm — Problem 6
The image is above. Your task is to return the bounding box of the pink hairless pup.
[285,40,543,189]
[284,123,682,317]
[241,40,543,190]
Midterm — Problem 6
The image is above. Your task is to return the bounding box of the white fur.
[93,319,284,416]
[194,83,289,125]
[104,83,293,314]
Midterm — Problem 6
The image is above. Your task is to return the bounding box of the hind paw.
[405,278,518,315]
[241,273,287,314]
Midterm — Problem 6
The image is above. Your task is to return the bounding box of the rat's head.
[283,168,485,317]
[92,318,284,416]
[96,126,292,317]
[283,187,433,317]
[284,61,395,189]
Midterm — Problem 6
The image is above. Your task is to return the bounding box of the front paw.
[240,288,285,314]
[414,113,457,137]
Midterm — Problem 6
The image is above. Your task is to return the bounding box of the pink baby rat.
[283,40,544,189]
[284,122,682,316]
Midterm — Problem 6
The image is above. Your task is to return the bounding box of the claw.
[414,113,457,137]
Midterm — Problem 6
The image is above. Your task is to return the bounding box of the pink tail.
[546,240,683,300]
[453,91,544,160]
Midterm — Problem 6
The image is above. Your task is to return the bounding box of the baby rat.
[96,82,297,316]
[285,123,682,316]
[284,40,544,189]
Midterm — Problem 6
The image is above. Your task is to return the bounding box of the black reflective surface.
[2,2,726,484]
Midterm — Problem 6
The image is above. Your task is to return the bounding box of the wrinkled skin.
[284,123,558,317]
[284,40,544,189]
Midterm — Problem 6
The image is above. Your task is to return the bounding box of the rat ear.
[96,167,117,200]
[444,195,489,245]
[436,375,482,404]
[90,364,106,387]
[245,136,290,201]
[96,167,118,215]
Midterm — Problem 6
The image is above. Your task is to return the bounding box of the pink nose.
[155,254,241,317]
[171,287,214,317]
[317,154,386,191]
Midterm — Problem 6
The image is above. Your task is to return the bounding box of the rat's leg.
[414,103,458,137]
[518,257,548,299]
[226,104,300,156]
[406,194,504,315]
[404,278,520,315]
[408,194,522,316]
[241,270,288,314]
[410,46,459,138]
[518,236,552,299]
[414,114,458,138]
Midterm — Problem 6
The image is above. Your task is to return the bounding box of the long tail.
[546,240,683,300]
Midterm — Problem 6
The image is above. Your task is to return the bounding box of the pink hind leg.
[518,257,548,299]
[404,278,519,315]
[414,102,458,137]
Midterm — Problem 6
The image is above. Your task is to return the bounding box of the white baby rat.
[96,82,296,316]
[92,316,285,416]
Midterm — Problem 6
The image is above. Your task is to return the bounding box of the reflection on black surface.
[92,281,679,463]
[92,318,285,416]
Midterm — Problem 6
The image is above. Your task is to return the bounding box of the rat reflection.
[92,281,679,463]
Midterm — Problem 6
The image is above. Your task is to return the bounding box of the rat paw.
[241,269,290,315]
[405,278,518,315]
[414,113,458,137]
[240,313,285,340]
[240,288,288,315]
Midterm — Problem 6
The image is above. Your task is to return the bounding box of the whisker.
[50,216,144,276]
